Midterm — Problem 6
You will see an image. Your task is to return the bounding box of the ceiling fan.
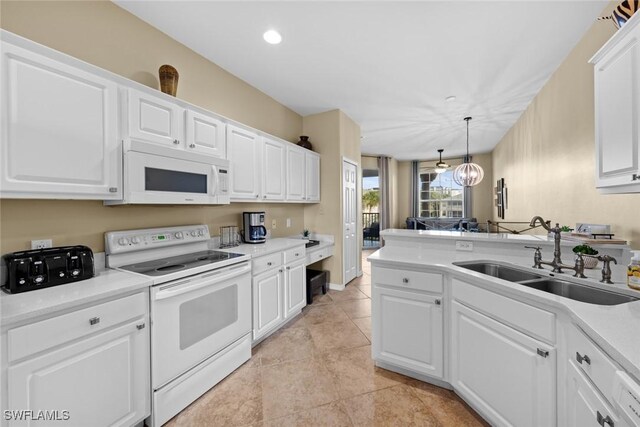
[434,149,450,173]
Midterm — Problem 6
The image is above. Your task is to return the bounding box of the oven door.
[125,150,222,204]
[150,261,251,388]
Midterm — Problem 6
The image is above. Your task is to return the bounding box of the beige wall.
[491,5,640,249]
[396,161,412,228]
[0,1,306,254]
[303,110,361,285]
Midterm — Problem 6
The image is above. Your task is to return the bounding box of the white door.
[227,125,262,200]
[565,360,623,427]
[8,319,149,427]
[343,159,358,284]
[253,268,284,341]
[286,145,306,201]
[451,300,555,427]
[262,138,286,201]
[284,261,307,318]
[372,285,443,378]
[1,42,121,199]
[305,152,321,202]
[185,110,226,158]
[127,88,183,148]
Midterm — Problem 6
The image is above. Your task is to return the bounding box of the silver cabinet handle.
[537,348,549,358]
[295,253,299,256]
[597,411,614,426]
[402,278,409,284]
[267,262,272,266]
[109,187,118,193]
[264,195,267,199]
[189,143,196,148]
[136,323,146,330]
[434,299,441,306]
[576,352,591,365]
[89,317,100,326]
[256,194,259,198]
[286,266,290,270]
[173,139,180,145]
[318,254,323,258]
[279,269,283,273]
[633,173,639,181]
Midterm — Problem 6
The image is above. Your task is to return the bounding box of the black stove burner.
[156,264,186,272]
[120,250,244,277]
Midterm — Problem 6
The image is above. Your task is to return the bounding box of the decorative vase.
[582,256,599,269]
[599,0,639,29]
[159,65,179,96]
[297,136,313,150]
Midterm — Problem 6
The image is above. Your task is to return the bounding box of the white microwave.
[106,140,230,205]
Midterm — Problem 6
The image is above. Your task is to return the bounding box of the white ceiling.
[114,1,608,161]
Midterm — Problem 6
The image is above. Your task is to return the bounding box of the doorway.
[362,169,380,249]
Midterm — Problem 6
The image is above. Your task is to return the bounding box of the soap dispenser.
[628,251,640,290]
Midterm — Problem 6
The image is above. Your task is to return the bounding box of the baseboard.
[357,270,363,277]
[329,282,345,291]
[374,360,452,390]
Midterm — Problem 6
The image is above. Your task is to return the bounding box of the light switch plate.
[286,218,291,228]
[455,241,473,252]
[31,239,52,249]
[271,219,277,229]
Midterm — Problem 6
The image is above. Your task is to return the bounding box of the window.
[418,163,465,218]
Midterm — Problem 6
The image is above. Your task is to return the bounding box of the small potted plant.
[560,225,574,237]
[302,229,311,240]
[573,244,599,269]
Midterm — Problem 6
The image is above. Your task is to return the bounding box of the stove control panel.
[105,225,210,255]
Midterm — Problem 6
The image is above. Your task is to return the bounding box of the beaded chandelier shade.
[453,117,485,187]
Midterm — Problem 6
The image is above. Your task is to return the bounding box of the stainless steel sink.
[455,262,543,282]
[519,279,638,306]
[454,261,638,306]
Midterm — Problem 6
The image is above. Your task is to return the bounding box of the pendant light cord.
[464,116,472,163]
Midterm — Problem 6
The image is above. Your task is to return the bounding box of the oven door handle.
[154,262,250,301]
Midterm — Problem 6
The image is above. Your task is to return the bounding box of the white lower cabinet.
[284,260,306,318]
[372,285,443,378]
[252,246,307,342]
[566,360,624,427]
[6,292,150,427]
[252,267,285,341]
[451,300,555,427]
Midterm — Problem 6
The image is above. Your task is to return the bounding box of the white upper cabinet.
[262,137,286,200]
[227,125,262,200]
[591,14,640,193]
[286,145,306,201]
[185,109,226,158]
[127,88,184,148]
[305,151,321,202]
[0,40,121,199]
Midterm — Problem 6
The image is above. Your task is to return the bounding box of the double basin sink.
[454,262,638,306]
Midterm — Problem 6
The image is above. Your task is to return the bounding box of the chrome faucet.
[529,216,564,273]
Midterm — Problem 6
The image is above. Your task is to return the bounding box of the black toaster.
[2,245,95,294]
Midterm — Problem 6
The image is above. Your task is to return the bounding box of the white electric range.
[105,225,252,426]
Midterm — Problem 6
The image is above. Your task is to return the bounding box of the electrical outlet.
[455,241,473,252]
[31,239,52,250]
[286,218,291,228]
[271,219,277,229]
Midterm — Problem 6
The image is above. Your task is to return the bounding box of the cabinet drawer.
[252,252,283,275]
[452,279,555,343]
[306,246,333,265]
[374,266,443,294]
[8,292,147,362]
[283,246,306,264]
[569,325,619,404]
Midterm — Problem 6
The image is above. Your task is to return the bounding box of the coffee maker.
[242,212,267,244]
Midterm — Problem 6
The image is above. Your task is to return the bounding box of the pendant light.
[434,149,450,174]
[453,117,484,187]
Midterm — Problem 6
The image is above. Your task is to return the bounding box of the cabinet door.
[227,125,262,201]
[262,138,286,201]
[565,360,623,427]
[305,152,321,202]
[594,23,640,192]
[127,88,183,148]
[451,300,555,427]
[185,109,226,158]
[1,42,121,199]
[286,145,306,201]
[8,318,149,427]
[253,268,284,341]
[372,285,443,378]
[284,261,307,318]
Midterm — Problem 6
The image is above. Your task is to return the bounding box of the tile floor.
[165,250,488,426]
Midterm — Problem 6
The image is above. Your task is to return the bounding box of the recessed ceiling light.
[263,30,282,45]
[445,96,457,102]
